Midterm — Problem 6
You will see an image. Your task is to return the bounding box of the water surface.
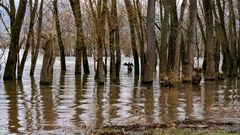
[0,57,240,134]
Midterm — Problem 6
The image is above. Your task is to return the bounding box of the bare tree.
[18,0,38,80]
[142,0,156,84]
[69,0,90,74]
[1,0,28,80]
[53,0,66,71]
[124,0,140,75]
[182,0,197,82]
[202,0,216,80]
[30,0,44,76]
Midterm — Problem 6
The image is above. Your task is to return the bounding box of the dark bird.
[124,62,134,73]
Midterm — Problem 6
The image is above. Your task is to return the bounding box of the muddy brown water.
[0,57,240,134]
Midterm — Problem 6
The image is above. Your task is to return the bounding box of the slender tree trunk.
[109,0,119,83]
[169,0,187,82]
[238,0,240,78]
[159,0,169,79]
[167,0,178,72]
[53,0,66,71]
[182,0,197,82]
[69,0,86,74]
[124,0,140,75]
[134,0,145,75]
[142,0,156,84]
[30,0,44,76]
[4,0,27,80]
[203,0,216,80]
[90,0,107,84]
[18,0,38,80]
[228,0,237,76]
[115,16,121,77]
[40,36,56,85]
[216,0,232,76]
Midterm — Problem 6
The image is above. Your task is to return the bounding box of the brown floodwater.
[0,57,240,134]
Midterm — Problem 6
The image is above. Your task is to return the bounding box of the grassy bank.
[93,120,240,135]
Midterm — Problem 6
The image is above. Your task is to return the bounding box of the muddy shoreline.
[96,120,240,134]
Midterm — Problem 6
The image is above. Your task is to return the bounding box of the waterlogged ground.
[0,56,240,134]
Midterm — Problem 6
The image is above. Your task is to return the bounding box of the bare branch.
[0,3,10,16]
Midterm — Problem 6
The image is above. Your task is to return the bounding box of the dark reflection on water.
[4,81,20,133]
[0,57,240,134]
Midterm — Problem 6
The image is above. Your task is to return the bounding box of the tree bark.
[167,0,178,72]
[228,0,237,76]
[3,0,27,80]
[69,0,89,74]
[182,0,197,82]
[216,0,233,76]
[53,0,66,71]
[169,0,187,82]
[142,0,156,84]
[18,0,38,80]
[40,36,56,85]
[238,0,240,78]
[108,0,120,83]
[30,0,44,76]
[134,0,145,75]
[203,0,216,80]
[159,0,169,79]
[124,0,140,75]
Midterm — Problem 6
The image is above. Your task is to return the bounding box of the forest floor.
[93,120,240,135]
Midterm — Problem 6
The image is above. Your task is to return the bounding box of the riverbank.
[94,120,240,135]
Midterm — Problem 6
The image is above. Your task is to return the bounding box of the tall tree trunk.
[115,14,121,76]
[109,0,120,83]
[18,0,38,80]
[142,0,156,84]
[182,0,197,82]
[30,0,44,76]
[228,0,237,76]
[216,0,232,76]
[40,36,56,85]
[124,0,140,75]
[169,0,187,82]
[3,0,27,80]
[167,0,178,72]
[203,0,216,80]
[134,0,145,75]
[69,0,85,74]
[159,0,169,79]
[53,0,66,71]
[238,0,240,78]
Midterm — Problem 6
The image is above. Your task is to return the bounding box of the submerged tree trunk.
[159,0,169,79]
[3,0,27,80]
[109,0,120,83]
[182,0,197,82]
[124,0,140,75]
[18,0,38,80]
[203,0,216,80]
[40,35,56,85]
[30,0,44,76]
[228,0,237,76]
[238,0,240,78]
[53,0,66,71]
[142,0,156,84]
[69,0,90,74]
[134,0,145,75]
[216,0,233,76]
[169,0,187,82]
[167,0,178,72]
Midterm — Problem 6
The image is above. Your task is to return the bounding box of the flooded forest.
[0,0,240,134]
